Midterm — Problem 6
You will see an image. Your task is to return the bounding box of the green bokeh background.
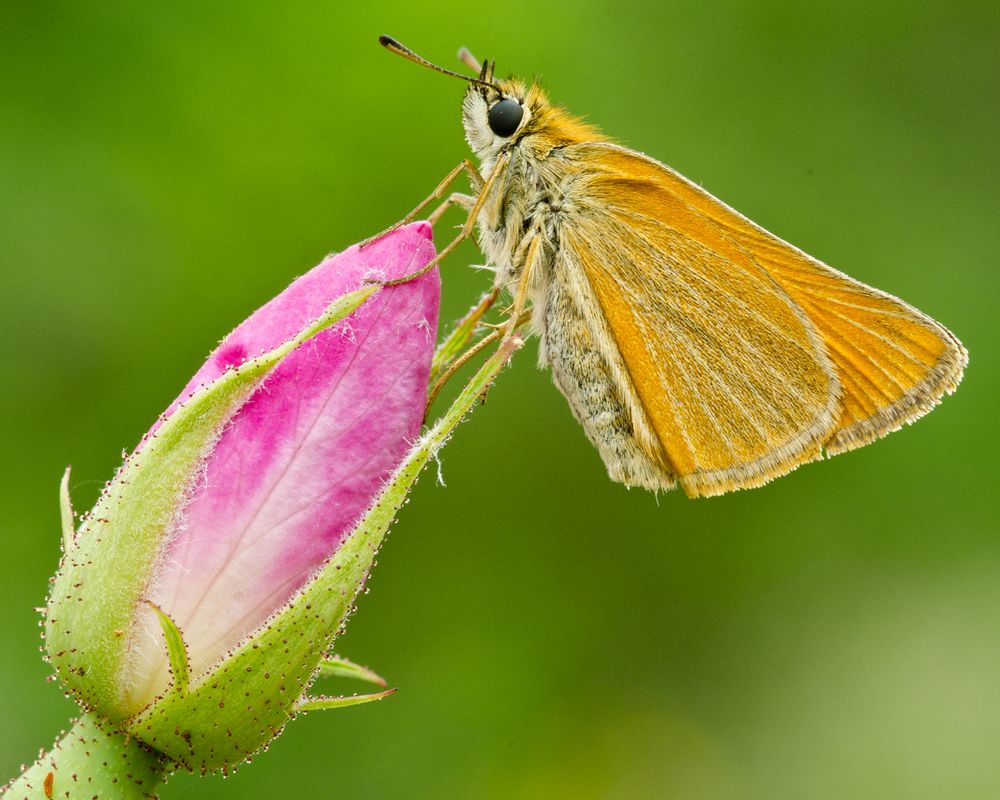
[2,3,998,798]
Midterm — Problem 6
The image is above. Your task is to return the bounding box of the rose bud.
[44,223,440,773]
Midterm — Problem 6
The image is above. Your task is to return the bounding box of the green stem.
[2,712,168,800]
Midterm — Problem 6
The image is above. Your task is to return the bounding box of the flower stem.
[2,712,168,800]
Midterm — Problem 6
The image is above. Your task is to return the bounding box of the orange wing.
[559,143,966,496]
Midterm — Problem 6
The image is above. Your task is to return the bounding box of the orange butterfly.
[378,36,967,497]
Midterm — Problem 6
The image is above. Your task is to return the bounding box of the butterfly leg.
[377,153,510,287]
[429,287,500,386]
[427,193,476,225]
[501,232,544,343]
[359,160,485,249]
[427,325,503,416]
[426,307,531,416]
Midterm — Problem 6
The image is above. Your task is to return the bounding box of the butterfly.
[377,36,967,497]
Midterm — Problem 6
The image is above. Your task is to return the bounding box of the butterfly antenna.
[379,35,498,91]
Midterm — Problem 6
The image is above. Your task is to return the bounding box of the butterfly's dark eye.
[488,98,523,137]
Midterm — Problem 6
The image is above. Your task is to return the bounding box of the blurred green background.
[2,2,998,797]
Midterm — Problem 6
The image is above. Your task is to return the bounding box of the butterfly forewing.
[613,145,969,454]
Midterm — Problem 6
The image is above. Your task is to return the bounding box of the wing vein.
[604,210,821,359]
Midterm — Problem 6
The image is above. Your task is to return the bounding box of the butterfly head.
[379,36,595,165]
[461,75,538,162]
[457,54,603,162]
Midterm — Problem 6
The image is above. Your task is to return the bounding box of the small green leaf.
[294,688,396,713]
[59,465,74,553]
[146,600,190,693]
[317,656,387,687]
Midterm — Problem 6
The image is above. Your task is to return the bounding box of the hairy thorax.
[477,141,581,301]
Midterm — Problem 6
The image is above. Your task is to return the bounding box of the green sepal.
[318,656,388,687]
[429,289,496,385]
[147,601,190,694]
[125,337,520,773]
[44,286,378,720]
[294,688,396,713]
[59,465,74,553]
